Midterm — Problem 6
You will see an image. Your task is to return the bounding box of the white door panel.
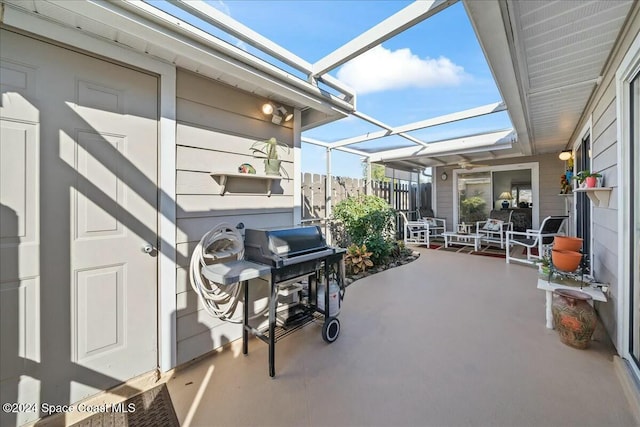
[0,29,158,425]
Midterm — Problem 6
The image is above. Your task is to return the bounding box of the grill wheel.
[322,317,340,343]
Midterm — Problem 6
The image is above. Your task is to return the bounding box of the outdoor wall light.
[279,106,293,122]
[558,150,572,161]
[261,103,274,115]
[261,103,293,125]
[441,171,448,181]
[271,112,283,125]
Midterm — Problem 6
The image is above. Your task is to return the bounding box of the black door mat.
[70,384,179,427]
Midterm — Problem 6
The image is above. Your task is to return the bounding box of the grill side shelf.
[201,260,271,285]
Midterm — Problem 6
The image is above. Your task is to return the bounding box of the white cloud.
[336,45,466,94]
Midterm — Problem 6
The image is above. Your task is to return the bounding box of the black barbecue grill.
[244,226,342,280]
[242,225,345,377]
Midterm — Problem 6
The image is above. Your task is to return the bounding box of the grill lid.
[244,226,334,267]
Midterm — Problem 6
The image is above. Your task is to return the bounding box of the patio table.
[442,231,481,252]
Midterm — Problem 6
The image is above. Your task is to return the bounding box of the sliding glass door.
[455,167,535,231]
[575,134,591,262]
[630,72,639,369]
[457,172,491,224]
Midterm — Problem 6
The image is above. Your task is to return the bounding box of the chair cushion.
[424,218,438,227]
[482,219,503,232]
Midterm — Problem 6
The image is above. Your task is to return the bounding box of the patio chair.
[418,207,447,240]
[398,211,445,246]
[476,210,513,249]
[421,216,446,241]
[505,215,568,264]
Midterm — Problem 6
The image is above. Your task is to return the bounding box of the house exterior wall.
[435,153,566,228]
[570,3,640,348]
[174,70,295,365]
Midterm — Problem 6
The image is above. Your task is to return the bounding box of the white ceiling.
[495,0,634,154]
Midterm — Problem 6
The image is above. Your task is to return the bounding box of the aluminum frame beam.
[171,0,356,100]
[329,101,506,149]
[311,0,457,77]
[352,111,429,147]
[368,129,515,162]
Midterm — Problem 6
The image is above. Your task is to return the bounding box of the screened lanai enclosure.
[1,0,639,426]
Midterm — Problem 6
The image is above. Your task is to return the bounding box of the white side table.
[457,223,474,234]
[536,278,607,329]
[442,232,481,251]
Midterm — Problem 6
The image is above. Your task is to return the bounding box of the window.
[511,184,532,207]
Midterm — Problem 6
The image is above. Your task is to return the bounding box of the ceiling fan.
[458,161,491,170]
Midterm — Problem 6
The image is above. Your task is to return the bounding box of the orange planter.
[552,249,582,272]
[553,236,583,252]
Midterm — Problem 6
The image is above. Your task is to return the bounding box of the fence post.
[365,158,372,195]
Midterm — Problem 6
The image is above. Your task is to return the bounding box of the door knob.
[142,244,154,254]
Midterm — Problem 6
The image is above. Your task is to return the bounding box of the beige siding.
[435,153,566,228]
[561,4,639,348]
[175,70,294,364]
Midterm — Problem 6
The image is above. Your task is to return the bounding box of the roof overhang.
[462,0,532,156]
[464,0,635,156]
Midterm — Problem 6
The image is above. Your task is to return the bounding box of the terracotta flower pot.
[552,249,582,272]
[551,289,597,349]
[553,236,583,252]
[585,176,597,188]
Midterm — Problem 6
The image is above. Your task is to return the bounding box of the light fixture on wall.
[558,150,572,161]
[261,103,293,125]
[499,191,513,209]
[262,103,274,115]
[441,171,448,181]
[276,106,292,122]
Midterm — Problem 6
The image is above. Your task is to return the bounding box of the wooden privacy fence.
[301,173,419,222]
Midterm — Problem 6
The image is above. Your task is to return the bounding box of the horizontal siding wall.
[435,153,565,229]
[175,70,295,365]
[571,4,639,349]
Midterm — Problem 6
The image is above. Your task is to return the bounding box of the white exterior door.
[1,30,158,425]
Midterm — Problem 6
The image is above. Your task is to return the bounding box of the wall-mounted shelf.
[573,187,612,207]
[211,171,279,196]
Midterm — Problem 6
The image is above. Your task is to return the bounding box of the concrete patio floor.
[166,247,638,427]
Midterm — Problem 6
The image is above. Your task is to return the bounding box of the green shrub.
[389,240,412,261]
[460,194,487,223]
[333,195,395,264]
[363,234,391,265]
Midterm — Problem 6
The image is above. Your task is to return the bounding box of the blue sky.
[158,0,511,178]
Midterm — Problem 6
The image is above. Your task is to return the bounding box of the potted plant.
[573,170,602,188]
[250,137,290,176]
[535,255,552,279]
